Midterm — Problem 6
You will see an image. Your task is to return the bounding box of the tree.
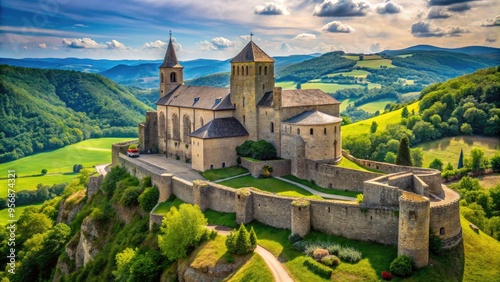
[158,204,208,261]
[139,186,159,212]
[249,226,257,249]
[460,123,473,135]
[470,148,485,171]
[344,135,371,159]
[489,216,500,240]
[36,223,71,280]
[444,162,454,171]
[113,248,136,282]
[18,212,53,244]
[490,153,500,172]
[458,149,464,169]
[401,106,409,118]
[489,185,500,213]
[41,169,47,175]
[429,158,443,171]
[226,223,256,255]
[396,136,413,166]
[410,148,423,167]
[370,121,378,133]
[384,152,397,163]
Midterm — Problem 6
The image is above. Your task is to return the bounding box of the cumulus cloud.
[375,0,403,14]
[322,21,354,33]
[370,42,381,52]
[201,37,234,51]
[447,3,471,12]
[62,38,106,49]
[481,16,500,27]
[426,7,452,19]
[254,2,290,15]
[410,21,469,37]
[426,0,476,6]
[313,0,371,17]
[293,33,317,40]
[38,43,47,49]
[106,39,126,49]
[143,40,167,49]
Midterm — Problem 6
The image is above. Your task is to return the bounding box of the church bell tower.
[159,32,183,98]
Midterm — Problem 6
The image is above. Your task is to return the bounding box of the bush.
[326,244,341,256]
[225,223,256,255]
[491,153,500,172]
[389,255,414,277]
[251,140,277,160]
[429,229,442,254]
[120,186,143,207]
[429,158,443,171]
[101,166,129,196]
[236,140,255,157]
[288,233,303,244]
[356,194,364,203]
[382,271,393,280]
[41,169,47,175]
[138,186,159,212]
[303,258,333,279]
[338,246,362,263]
[321,255,340,267]
[73,164,84,173]
[313,248,330,261]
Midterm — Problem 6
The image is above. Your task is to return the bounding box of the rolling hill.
[382,45,500,57]
[0,65,152,162]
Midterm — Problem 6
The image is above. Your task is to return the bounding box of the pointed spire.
[160,32,182,68]
[231,40,274,63]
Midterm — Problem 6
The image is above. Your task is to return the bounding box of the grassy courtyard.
[201,166,249,181]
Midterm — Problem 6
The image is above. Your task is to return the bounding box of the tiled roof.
[257,89,340,108]
[156,85,234,111]
[190,117,248,139]
[284,110,342,125]
[160,38,182,68]
[231,41,275,63]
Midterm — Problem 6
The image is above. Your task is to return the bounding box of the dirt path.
[207,225,294,282]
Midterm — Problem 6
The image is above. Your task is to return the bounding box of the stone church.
[139,35,343,172]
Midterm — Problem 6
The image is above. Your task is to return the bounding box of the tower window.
[246,66,249,75]
[237,66,240,76]
[335,126,337,135]
[243,97,245,107]
[324,128,327,135]
[440,227,445,235]
[270,122,274,133]
[161,73,164,83]
[243,115,246,124]
[310,128,314,135]
[170,72,177,82]
[297,128,300,135]
[232,66,235,76]
[259,66,262,75]
[264,66,268,75]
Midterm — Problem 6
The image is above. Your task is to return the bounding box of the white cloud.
[143,40,167,49]
[313,0,371,17]
[426,7,452,19]
[410,21,469,37]
[481,16,500,27]
[254,2,290,15]
[106,39,126,49]
[38,43,47,49]
[322,21,354,33]
[375,0,403,14]
[62,38,106,49]
[201,37,234,51]
[293,33,317,40]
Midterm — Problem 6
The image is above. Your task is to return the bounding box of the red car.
[127,148,139,158]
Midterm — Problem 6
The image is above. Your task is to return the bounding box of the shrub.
[389,255,414,277]
[128,144,138,150]
[226,223,256,255]
[429,229,442,254]
[429,158,443,171]
[356,194,364,203]
[101,166,129,196]
[251,140,277,160]
[288,233,303,244]
[338,246,362,263]
[303,258,333,279]
[138,186,159,212]
[313,248,330,261]
[321,255,340,267]
[41,169,47,175]
[491,153,500,172]
[326,244,341,256]
[120,186,143,207]
[236,140,255,157]
[382,271,393,280]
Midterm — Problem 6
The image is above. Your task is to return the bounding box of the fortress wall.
[205,183,236,213]
[241,158,291,178]
[112,140,137,167]
[252,191,293,229]
[430,192,462,249]
[310,200,399,245]
[172,177,194,204]
[413,175,429,197]
[363,179,401,206]
[306,160,379,191]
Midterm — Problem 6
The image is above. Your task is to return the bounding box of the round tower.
[398,192,430,268]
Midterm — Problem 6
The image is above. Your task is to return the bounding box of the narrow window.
[324,128,327,135]
[270,122,274,133]
[243,97,245,108]
[170,72,176,82]
[264,66,268,75]
[310,128,314,135]
[237,66,240,76]
[297,128,300,135]
[200,117,204,127]
[335,126,337,135]
[232,66,235,76]
[222,162,226,168]
[243,115,246,124]
[440,227,445,235]
[259,66,262,75]
[161,73,164,83]
[210,164,214,169]
[246,65,249,75]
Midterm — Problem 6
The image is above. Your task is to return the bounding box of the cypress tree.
[235,224,251,254]
[458,149,464,169]
[396,136,413,166]
[401,106,409,118]
[249,226,257,250]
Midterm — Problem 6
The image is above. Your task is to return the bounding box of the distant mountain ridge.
[382,45,500,56]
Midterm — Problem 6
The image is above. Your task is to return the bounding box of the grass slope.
[355,59,395,69]
[359,98,394,113]
[201,166,249,181]
[0,138,134,176]
[0,174,77,198]
[225,253,274,282]
[418,136,500,168]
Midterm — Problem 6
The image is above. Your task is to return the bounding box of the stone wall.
[430,197,462,249]
[363,176,402,206]
[205,183,236,213]
[241,158,291,178]
[252,191,293,229]
[87,175,102,200]
[172,176,194,203]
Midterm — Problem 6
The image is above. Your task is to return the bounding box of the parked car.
[127,147,139,158]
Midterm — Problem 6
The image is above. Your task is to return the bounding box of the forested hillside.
[0,65,152,162]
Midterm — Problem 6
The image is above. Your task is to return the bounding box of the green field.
[327,70,370,78]
[275,81,297,89]
[355,59,395,69]
[418,136,500,168]
[343,55,382,61]
[0,174,77,198]
[201,166,248,181]
[358,98,394,113]
[342,101,420,140]
[0,138,134,176]
[0,203,43,224]
[301,82,381,93]
[396,54,413,58]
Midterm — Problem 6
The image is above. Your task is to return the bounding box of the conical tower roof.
[160,35,182,68]
[231,41,274,63]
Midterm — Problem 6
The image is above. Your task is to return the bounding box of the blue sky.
[1,0,498,60]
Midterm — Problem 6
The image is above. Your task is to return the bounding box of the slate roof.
[284,110,342,125]
[231,41,275,63]
[156,85,234,111]
[190,117,248,139]
[257,89,340,108]
[160,38,182,68]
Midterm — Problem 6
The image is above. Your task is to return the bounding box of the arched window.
[183,115,191,143]
[170,72,176,82]
[270,122,274,133]
[334,140,337,158]
[159,112,166,138]
[259,66,262,75]
[246,65,249,75]
[243,97,245,108]
[160,73,164,83]
[199,117,204,127]
[237,66,240,76]
[172,113,180,141]
[440,227,445,235]
[232,66,235,76]
[324,128,327,135]
[310,128,314,135]
[297,128,300,135]
[264,66,268,75]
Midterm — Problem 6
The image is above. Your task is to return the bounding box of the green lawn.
[0,138,134,176]
[0,174,78,198]
[219,176,322,199]
[152,198,184,216]
[301,82,381,93]
[342,101,420,140]
[275,81,297,89]
[226,253,274,282]
[327,70,370,78]
[201,166,249,181]
[359,98,394,113]
[339,98,355,112]
[0,203,43,223]
[282,175,360,198]
[418,136,500,168]
[336,157,381,173]
[355,59,395,69]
